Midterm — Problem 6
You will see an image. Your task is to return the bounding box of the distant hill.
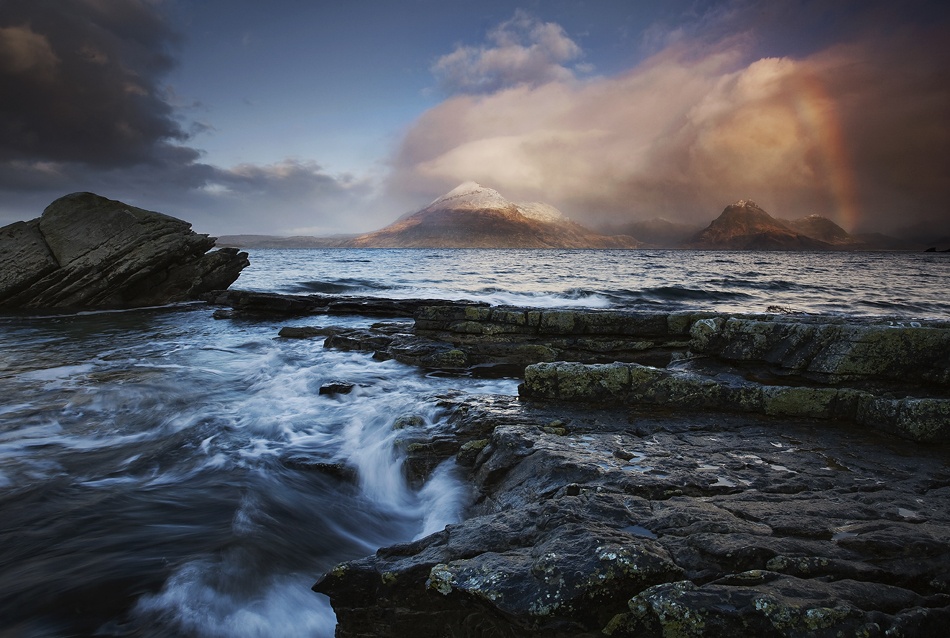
[889,220,950,250]
[216,234,355,248]
[688,200,832,250]
[850,232,920,251]
[783,215,856,246]
[349,182,639,249]
[602,218,703,248]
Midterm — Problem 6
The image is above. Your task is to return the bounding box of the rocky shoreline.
[209,291,950,636]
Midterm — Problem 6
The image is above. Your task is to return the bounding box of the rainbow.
[791,73,861,231]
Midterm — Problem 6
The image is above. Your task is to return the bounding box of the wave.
[639,285,754,302]
[283,278,393,294]
[458,288,613,308]
[705,278,807,292]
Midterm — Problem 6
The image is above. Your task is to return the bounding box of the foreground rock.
[315,396,950,637]
[0,192,249,309]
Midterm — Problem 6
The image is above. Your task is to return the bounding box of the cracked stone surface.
[314,397,950,637]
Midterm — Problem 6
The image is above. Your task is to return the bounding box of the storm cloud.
[0,0,190,167]
[0,0,374,234]
[392,5,950,235]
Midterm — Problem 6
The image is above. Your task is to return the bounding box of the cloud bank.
[393,6,950,234]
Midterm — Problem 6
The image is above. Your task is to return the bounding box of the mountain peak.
[426,182,511,211]
[732,199,764,210]
[688,199,830,250]
[351,181,637,248]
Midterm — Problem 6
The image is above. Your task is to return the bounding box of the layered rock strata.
[0,192,249,309]
[241,293,950,440]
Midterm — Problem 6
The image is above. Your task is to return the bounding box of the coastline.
[209,291,950,636]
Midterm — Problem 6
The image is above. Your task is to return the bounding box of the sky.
[1,0,948,237]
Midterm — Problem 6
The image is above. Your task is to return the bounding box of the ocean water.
[1,249,948,636]
[236,249,950,317]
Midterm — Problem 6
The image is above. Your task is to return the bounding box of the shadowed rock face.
[0,192,249,309]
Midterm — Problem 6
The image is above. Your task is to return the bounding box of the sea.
[1,248,949,637]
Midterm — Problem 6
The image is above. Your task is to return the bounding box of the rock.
[206,294,950,632]
[0,192,248,309]
[278,326,332,339]
[206,289,489,318]
[315,395,950,637]
[688,316,950,387]
[392,414,426,430]
[521,361,950,442]
[231,297,950,440]
[319,381,355,396]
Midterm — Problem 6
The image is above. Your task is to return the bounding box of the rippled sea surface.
[237,248,950,317]
[1,249,948,636]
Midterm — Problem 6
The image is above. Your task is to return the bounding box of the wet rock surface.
[0,192,249,309]
[315,397,950,638]
[234,294,950,440]
[206,294,950,635]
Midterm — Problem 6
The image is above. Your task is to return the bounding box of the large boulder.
[0,192,249,309]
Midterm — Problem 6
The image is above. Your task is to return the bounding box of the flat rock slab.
[522,361,950,441]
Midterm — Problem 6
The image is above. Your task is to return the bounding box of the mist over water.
[1,248,947,636]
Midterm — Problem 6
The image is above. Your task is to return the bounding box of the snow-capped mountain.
[351,182,637,248]
[422,182,566,222]
[423,181,512,211]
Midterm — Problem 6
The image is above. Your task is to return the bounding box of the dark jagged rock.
[205,289,488,318]
[318,381,356,396]
[0,192,248,310]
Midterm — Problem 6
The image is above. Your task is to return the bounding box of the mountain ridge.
[216,189,923,251]
[349,182,639,249]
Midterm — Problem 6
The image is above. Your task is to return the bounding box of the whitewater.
[1,248,948,636]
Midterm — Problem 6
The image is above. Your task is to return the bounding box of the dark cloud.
[0,0,190,167]
[0,1,381,235]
